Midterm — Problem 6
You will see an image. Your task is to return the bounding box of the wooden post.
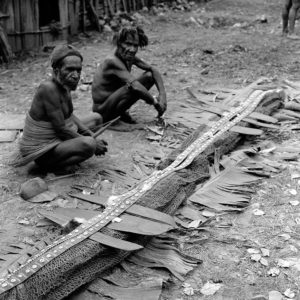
[94,0,99,15]
[59,0,69,40]
[81,0,86,33]
[106,0,114,17]
[0,24,13,63]
[85,0,101,31]
[12,0,22,51]
[69,0,77,35]
[121,0,127,12]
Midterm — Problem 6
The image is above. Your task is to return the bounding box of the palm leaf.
[70,193,176,227]
[127,236,201,281]
[189,164,263,211]
[88,277,163,300]
[0,240,51,277]
[248,112,278,123]
[229,126,263,135]
[39,207,175,236]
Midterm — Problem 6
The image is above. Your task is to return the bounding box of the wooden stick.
[92,116,120,138]
[186,87,228,111]
[46,173,87,182]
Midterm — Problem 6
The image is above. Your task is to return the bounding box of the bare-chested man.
[92,25,167,124]
[282,0,300,36]
[13,45,107,169]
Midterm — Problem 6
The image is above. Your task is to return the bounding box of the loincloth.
[10,113,77,167]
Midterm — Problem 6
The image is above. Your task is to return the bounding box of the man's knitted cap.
[50,44,83,68]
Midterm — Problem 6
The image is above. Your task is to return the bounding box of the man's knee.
[91,112,103,126]
[78,136,96,157]
[137,71,154,90]
[143,71,154,84]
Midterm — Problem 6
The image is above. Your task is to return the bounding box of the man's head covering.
[50,44,83,68]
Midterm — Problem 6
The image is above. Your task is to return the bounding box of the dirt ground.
[1,0,300,299]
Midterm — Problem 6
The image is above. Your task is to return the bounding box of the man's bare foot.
[120,111,136,124]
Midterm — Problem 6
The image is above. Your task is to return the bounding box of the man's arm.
[105,58,157,106]
[72,114,93,136]
[133,57,167,114]
[40,84,81,140]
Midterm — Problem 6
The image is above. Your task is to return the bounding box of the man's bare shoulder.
[36,79,59,95]
[101,54,126,70]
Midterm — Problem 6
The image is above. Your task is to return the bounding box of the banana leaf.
[71,193,176,227]
[88,277,163,300]
[127,237,201,281]
[189,164,263,211]
[39,207,175,236]
[248,112,278,123]
[229,126,263,135]
[242,118,280,129]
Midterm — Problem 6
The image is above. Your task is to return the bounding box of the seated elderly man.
[92,25,167,124]
[13,45,107,169]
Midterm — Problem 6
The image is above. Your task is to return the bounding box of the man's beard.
[58,74,79,90]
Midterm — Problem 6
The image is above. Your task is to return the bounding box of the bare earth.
[1,0,300,299]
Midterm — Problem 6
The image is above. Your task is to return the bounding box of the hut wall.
[0,0,79,52]
[1,0,165,53]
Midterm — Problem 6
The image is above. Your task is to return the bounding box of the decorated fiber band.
[50,44,83,68]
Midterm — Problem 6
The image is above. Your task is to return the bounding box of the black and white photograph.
[0,0,300,299]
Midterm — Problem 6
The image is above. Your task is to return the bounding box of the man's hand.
[154,94,167,117]
[95,139,108,156]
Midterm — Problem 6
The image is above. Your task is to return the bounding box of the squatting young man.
[92,25,167,123]
[14,45,107,169]
[282,0,300,36]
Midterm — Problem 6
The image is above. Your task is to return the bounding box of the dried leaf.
[146,135,161,142]
[250,254,262,262]
[288,189,297,195]
[261,248,270,257]
[28,191,57,203]
[277,259,292,268]
[259,257,268,266]
[90,232,143,251]
[201,210,216,218]
[112,217,122,223]
[230,126,263,135]
[182,283,194,296]
[128,237,201,281]
[200,282,222,296]
[253,209,265,216]
[189,163,262,212]
[260,147,276,154]
[284,288,295,299]
[279,233,291,241]
[88,277,163,300]
[291,172,300,179]
[268,267,280,276]
[268,291,283,300]
[188,219,203,229]
[247,248,260,254]
[289,200,299,206]
[177,206,207,222]
[18,219,30,225]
